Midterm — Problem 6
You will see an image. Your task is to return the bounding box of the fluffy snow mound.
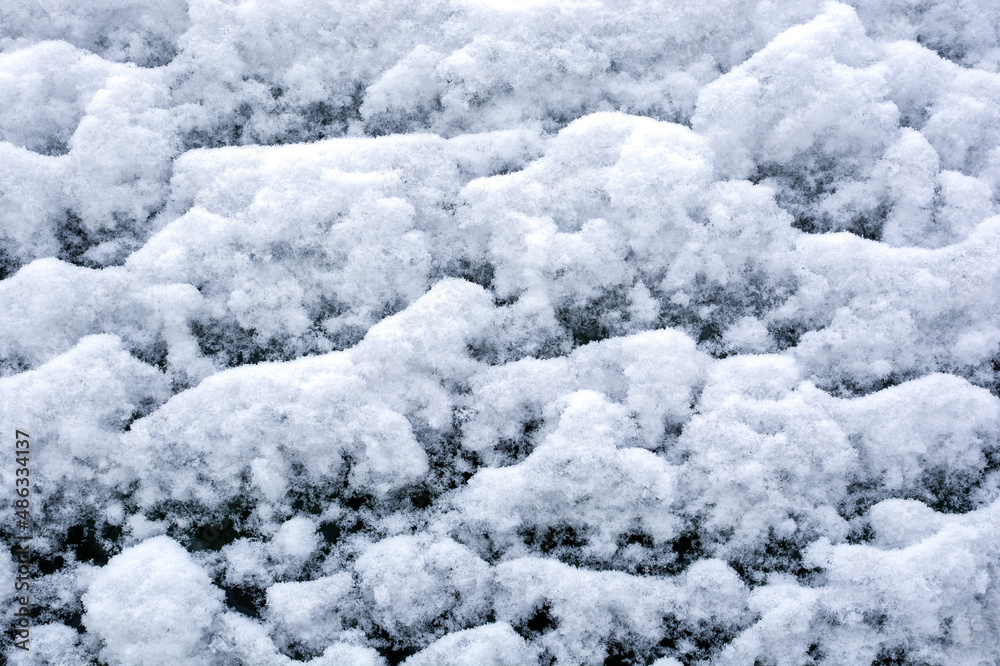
[2,1,1000,664]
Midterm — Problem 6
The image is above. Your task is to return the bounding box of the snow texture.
[2,1,1000,664]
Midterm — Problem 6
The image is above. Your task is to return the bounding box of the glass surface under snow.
[1,0,999,664]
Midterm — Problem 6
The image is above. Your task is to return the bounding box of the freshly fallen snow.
[82,536,223,665]
[2,1,1000,664]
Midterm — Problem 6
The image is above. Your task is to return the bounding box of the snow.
[82,536,223,665]
[457,390,680,561]
[264,573,355,654]
[2,0,1000,663]
[354,535,492,647]
[401,623,539,665]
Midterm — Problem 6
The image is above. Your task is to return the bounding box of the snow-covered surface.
[2,1,1000,664]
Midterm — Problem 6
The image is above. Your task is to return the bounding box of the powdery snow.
[2,1,1000,664]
